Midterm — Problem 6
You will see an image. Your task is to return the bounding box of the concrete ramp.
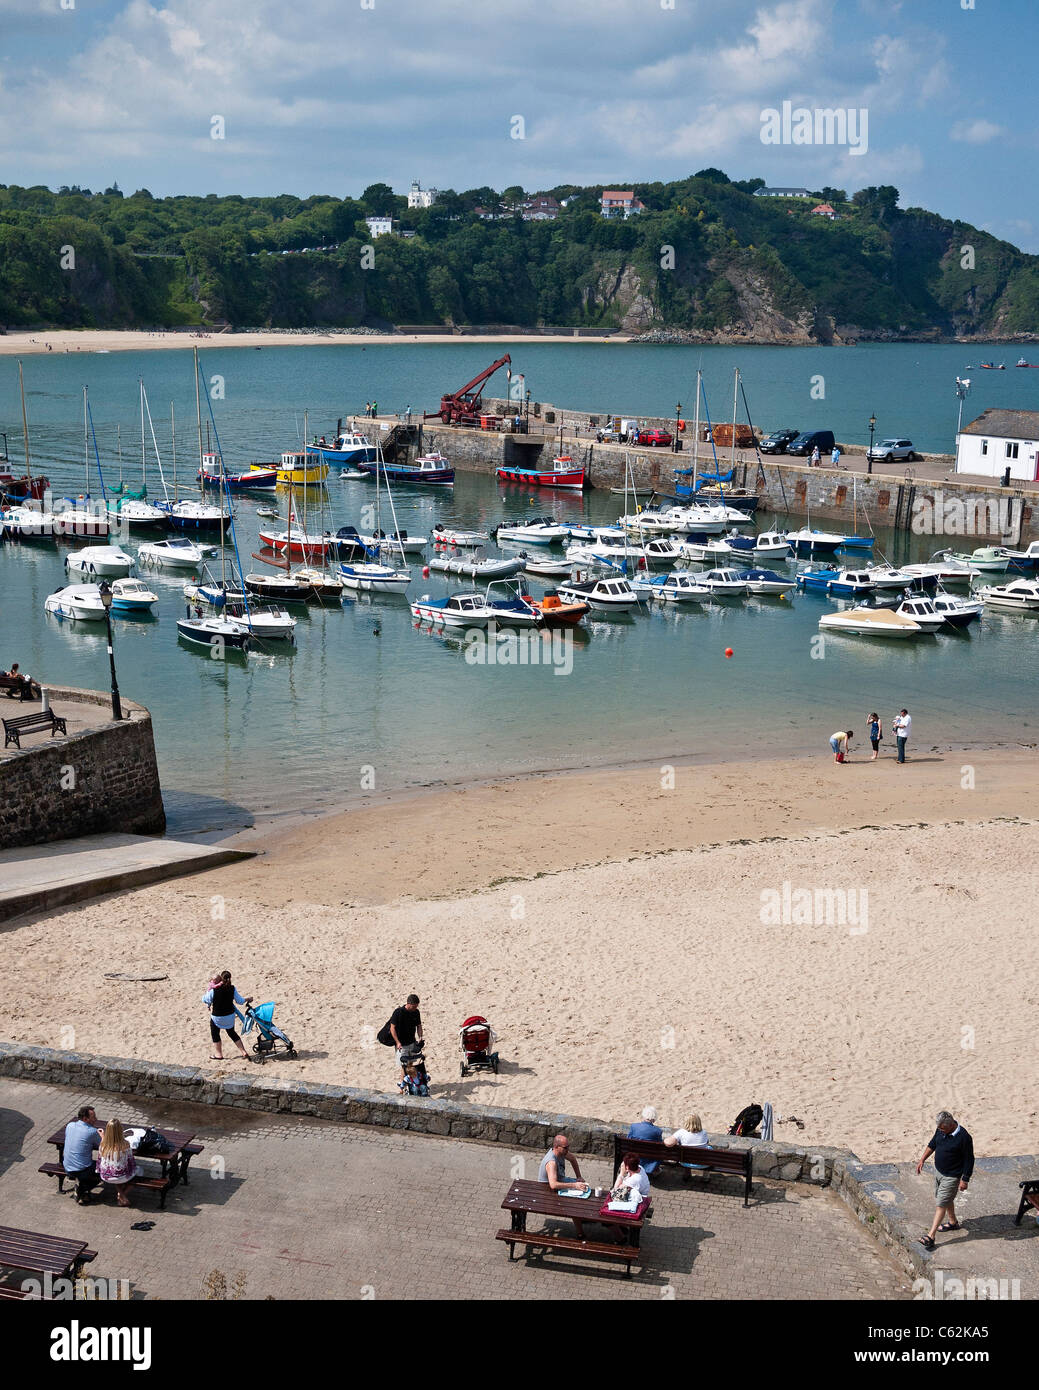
[0,833,255,923]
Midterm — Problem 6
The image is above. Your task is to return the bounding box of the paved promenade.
[0,1077,910,1300]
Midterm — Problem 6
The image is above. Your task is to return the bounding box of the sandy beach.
[0,329,628,357]
[2,746,1037,1163]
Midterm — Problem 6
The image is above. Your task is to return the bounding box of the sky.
[0,0,1032,249]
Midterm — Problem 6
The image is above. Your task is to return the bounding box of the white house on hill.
[956,408,1039,481]
[408,181,438,208]
[600,190,645,218]
[365,215,393,237]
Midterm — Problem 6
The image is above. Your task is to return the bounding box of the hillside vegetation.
[1,173,1036,341]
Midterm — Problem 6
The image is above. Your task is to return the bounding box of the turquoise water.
[3,343,1039,831]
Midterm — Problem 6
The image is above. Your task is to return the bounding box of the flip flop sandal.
[130,1221,155,1232]
[209,1056,223,1060]
[919,1234,936,1249]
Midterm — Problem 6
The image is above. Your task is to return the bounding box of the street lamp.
[955,376,971,438]
[97,582,123,721]
[674,402,682,453]
[867,413,876,475]
[525,388,530,429]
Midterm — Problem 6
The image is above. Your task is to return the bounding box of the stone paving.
[0,1077,911,1300]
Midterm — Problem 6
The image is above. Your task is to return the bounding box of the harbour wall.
[368,409,1037,544]
[0,686,166,850]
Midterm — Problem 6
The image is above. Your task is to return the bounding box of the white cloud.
[950,119,1005,145]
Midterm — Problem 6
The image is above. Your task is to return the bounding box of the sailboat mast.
[692,369,701,493]
[18,360,32,482]
[730,367,739,477]
[140,379,146,487]
[83,386,89,495]
[194,346,204,483]
[171,402,178,503]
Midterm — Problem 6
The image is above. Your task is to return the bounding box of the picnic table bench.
[496,1179,648,1279]
[0,1225,96,1280]
[1014,1179,1039,1225]
[0,674,40,701]
[613,1134,754,1205]
[3,708,67,748]
[42,1123,204,1208]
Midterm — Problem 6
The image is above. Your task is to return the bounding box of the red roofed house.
[811,203,836,219]
[600,190,645,219]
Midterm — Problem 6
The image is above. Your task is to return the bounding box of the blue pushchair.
[240,1000,297,1062]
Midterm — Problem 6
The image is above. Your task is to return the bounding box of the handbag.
[136,1126,173,1155]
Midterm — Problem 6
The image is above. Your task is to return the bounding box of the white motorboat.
[431,524,491,548]
[2,503,59,539]
[109,579,158,613]
[138,537,211,569]
[901,555,979,587]
[724,529,792,562]
[410,592,497,628]
[678,537,738,563]
[894,595,945,632]
[356,531,427,556]
[176,614,252,651]
[866,564,917,590]
[556,575,639,611]
[930,591,983,627]
[1006,540,1039,570]
[53,500,110,538]
[44,583,107,621]
[522,554,574,579]
[566,536,679,568]
[977,578,1039,612]
[64,544,135,578]
[494,517,570,545]
[483,579,545,628]
[564,523,626,542]
[222,601,297,639]
[646,572,712,604]
[428,553,526,580]
[339,561,411,593]
[106,496,168,529]
[942,545,1010,573]
[785,527,845,557]
[818,607,923,638]
[620,505,727,536]
[740,568,796,595]
[701,568,749,596]
[161,498,229,530]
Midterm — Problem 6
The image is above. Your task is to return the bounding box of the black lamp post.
[525,388,530,428]
[868,413,876,475]
[674,402,681,452]
[97,581,123,721]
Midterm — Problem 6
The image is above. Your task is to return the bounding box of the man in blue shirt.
[627,1106,664,1176]
[917,1110,974,1249]
[63,1105,103,1204]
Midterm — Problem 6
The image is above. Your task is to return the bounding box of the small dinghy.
[521,590,589,626]
[428,553,526,580]
[431,524,490,548]
[521,554,574,579]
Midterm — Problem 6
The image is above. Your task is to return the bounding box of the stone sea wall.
[0,686,165,849]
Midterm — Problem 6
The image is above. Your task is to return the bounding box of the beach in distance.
[3,744,1036,1163]
[0,328,629,356]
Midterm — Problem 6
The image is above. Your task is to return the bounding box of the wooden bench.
[3,709,67,748]
[613,1135,754,1206]
[38,1162,171,1209]
[1014,1179,1039,1225]
[0,675,39,702]
[495,1228,639,1270]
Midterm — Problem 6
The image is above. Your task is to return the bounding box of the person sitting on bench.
[63,1105,104,1205]
[538,1134,588,1193]
[3,663,38,697]
[97,1119,137,1208]
[663,1112,711,1176]
[611,1152,650,1202]
[627,1106,664,1176]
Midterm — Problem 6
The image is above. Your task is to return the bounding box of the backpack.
[728,1104,763,1137]
[376,1018,396,1047]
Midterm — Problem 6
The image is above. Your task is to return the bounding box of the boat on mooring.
[496,455,585,490]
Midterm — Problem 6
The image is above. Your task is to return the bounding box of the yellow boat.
[267,451,329,486]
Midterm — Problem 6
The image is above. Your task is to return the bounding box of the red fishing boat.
[495,455,586,490]
[0,470,50,501]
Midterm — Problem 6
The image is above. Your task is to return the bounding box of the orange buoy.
[422,565,430,578]
[724,647,734,658]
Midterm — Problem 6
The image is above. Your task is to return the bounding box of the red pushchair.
[459,1015,499,1077]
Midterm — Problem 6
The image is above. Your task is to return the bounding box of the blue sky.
[0,0,1031,249]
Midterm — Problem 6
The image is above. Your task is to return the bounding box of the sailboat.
[104,382,168,530]
[0,361,51,502]
[339,443,412,592]
[158,402,229,530]
[2,363,57,537]
[289,440,345,598]
[51,388,111,538]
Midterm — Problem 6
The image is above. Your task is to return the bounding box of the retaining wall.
[0,1039,964,1278]
[0,687,165,849]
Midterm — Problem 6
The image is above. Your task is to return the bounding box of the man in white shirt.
[893,709,912,763]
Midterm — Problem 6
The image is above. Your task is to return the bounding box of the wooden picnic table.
[47,1122,202,1189]
[0,1224,94,1279]
[497,1179,650,1277]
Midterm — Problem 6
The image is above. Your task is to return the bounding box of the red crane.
[424,354,512,426]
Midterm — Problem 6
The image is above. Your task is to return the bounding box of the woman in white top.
[612,1153,651,1201]
[664,1113,711,1176]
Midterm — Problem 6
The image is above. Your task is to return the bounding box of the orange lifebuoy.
[678,420,686,432]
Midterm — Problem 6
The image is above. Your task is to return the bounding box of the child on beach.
[398,1061,430,1096]
[867,713,882,761]
[829,729,854,762]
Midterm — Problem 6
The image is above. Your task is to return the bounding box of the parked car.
[786,429,836,457]
[760,428,800,455]
[867,438,917,463]
[640,429,674,447]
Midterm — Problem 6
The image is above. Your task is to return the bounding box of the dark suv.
[786,429,836,456]
[760,428,800,455]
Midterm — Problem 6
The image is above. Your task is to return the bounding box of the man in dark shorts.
[389,994,424,1082]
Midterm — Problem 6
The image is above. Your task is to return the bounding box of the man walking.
[388,993,424,1082]
[892,708,911,763]
[917,1110,974,1249]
